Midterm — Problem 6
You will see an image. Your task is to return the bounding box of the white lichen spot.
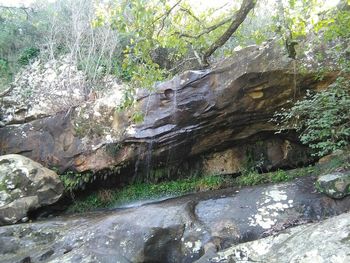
[267,189,288,202]
[249,214,275,229]
[248,187,293,229]
[193,240,202,253]
[185,241,193,249]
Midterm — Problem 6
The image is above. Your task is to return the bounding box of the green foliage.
[0,59,9,75]
[275,77,350,157]
[67,163,323,213]
[0,58,11,91]
[93,0,253,91]
[59,171,93,192]
[273,2,350,157]
[67,174,232,213]
[0,6,41,88]
[234,167,314,187]
[315,10,350,41]
[131,111,144,124]
[18,47,40,65]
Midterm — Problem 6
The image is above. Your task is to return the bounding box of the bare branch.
[177,15,232,39]
[179,6,202,23]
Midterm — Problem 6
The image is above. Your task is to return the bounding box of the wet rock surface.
[0,42,336,175]
[0,176,349,263]
[0,154,64,226]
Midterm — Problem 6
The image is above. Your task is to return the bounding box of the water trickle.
[133,147,142,181]
[145,138,154,180]
[133,94,154,182]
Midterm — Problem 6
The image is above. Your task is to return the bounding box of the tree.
[274,1,350,156]
[93,0,256,90]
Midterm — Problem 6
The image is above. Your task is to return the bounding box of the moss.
[0,181,7,192]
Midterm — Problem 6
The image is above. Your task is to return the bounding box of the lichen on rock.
[316,172,350,199]
[0,154,64,225]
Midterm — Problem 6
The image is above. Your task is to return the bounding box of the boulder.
[0,154,64,225]
[0,42,338,177]
[0,176,350,262]
[316,172,350,199]
[200,211,350,263]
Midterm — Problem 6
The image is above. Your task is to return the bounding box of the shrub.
[274,77,350,157]
[18,47,40,65]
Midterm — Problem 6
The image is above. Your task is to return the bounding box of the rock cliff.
[0,42,337,180]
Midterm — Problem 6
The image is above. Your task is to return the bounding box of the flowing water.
[133,94,153,180]
[145,138,154,180]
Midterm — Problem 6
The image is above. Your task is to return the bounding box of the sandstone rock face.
[201,212,350,263]
[0,176,349,262]
[0,42,337,175]
[202,138,311,175]
[316,172,350,199]
[0,154,64,225]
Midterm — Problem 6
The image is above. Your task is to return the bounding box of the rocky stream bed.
[1,175,350,263]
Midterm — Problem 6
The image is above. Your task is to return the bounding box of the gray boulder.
[201,211,350,263]
[316,172,350,199]
[0,154,64,225]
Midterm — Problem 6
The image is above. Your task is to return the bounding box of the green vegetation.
[131,111,145,124]
[18,47,40,66]
[0,181,7,192]
[275,77,350,157]
[67,166,318,213]
[59,171,93,192]
[0,0,347,109]
[65,148,350,213]
[67,174,233,213]
[234,167,315,187]
[273,4,350,157]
